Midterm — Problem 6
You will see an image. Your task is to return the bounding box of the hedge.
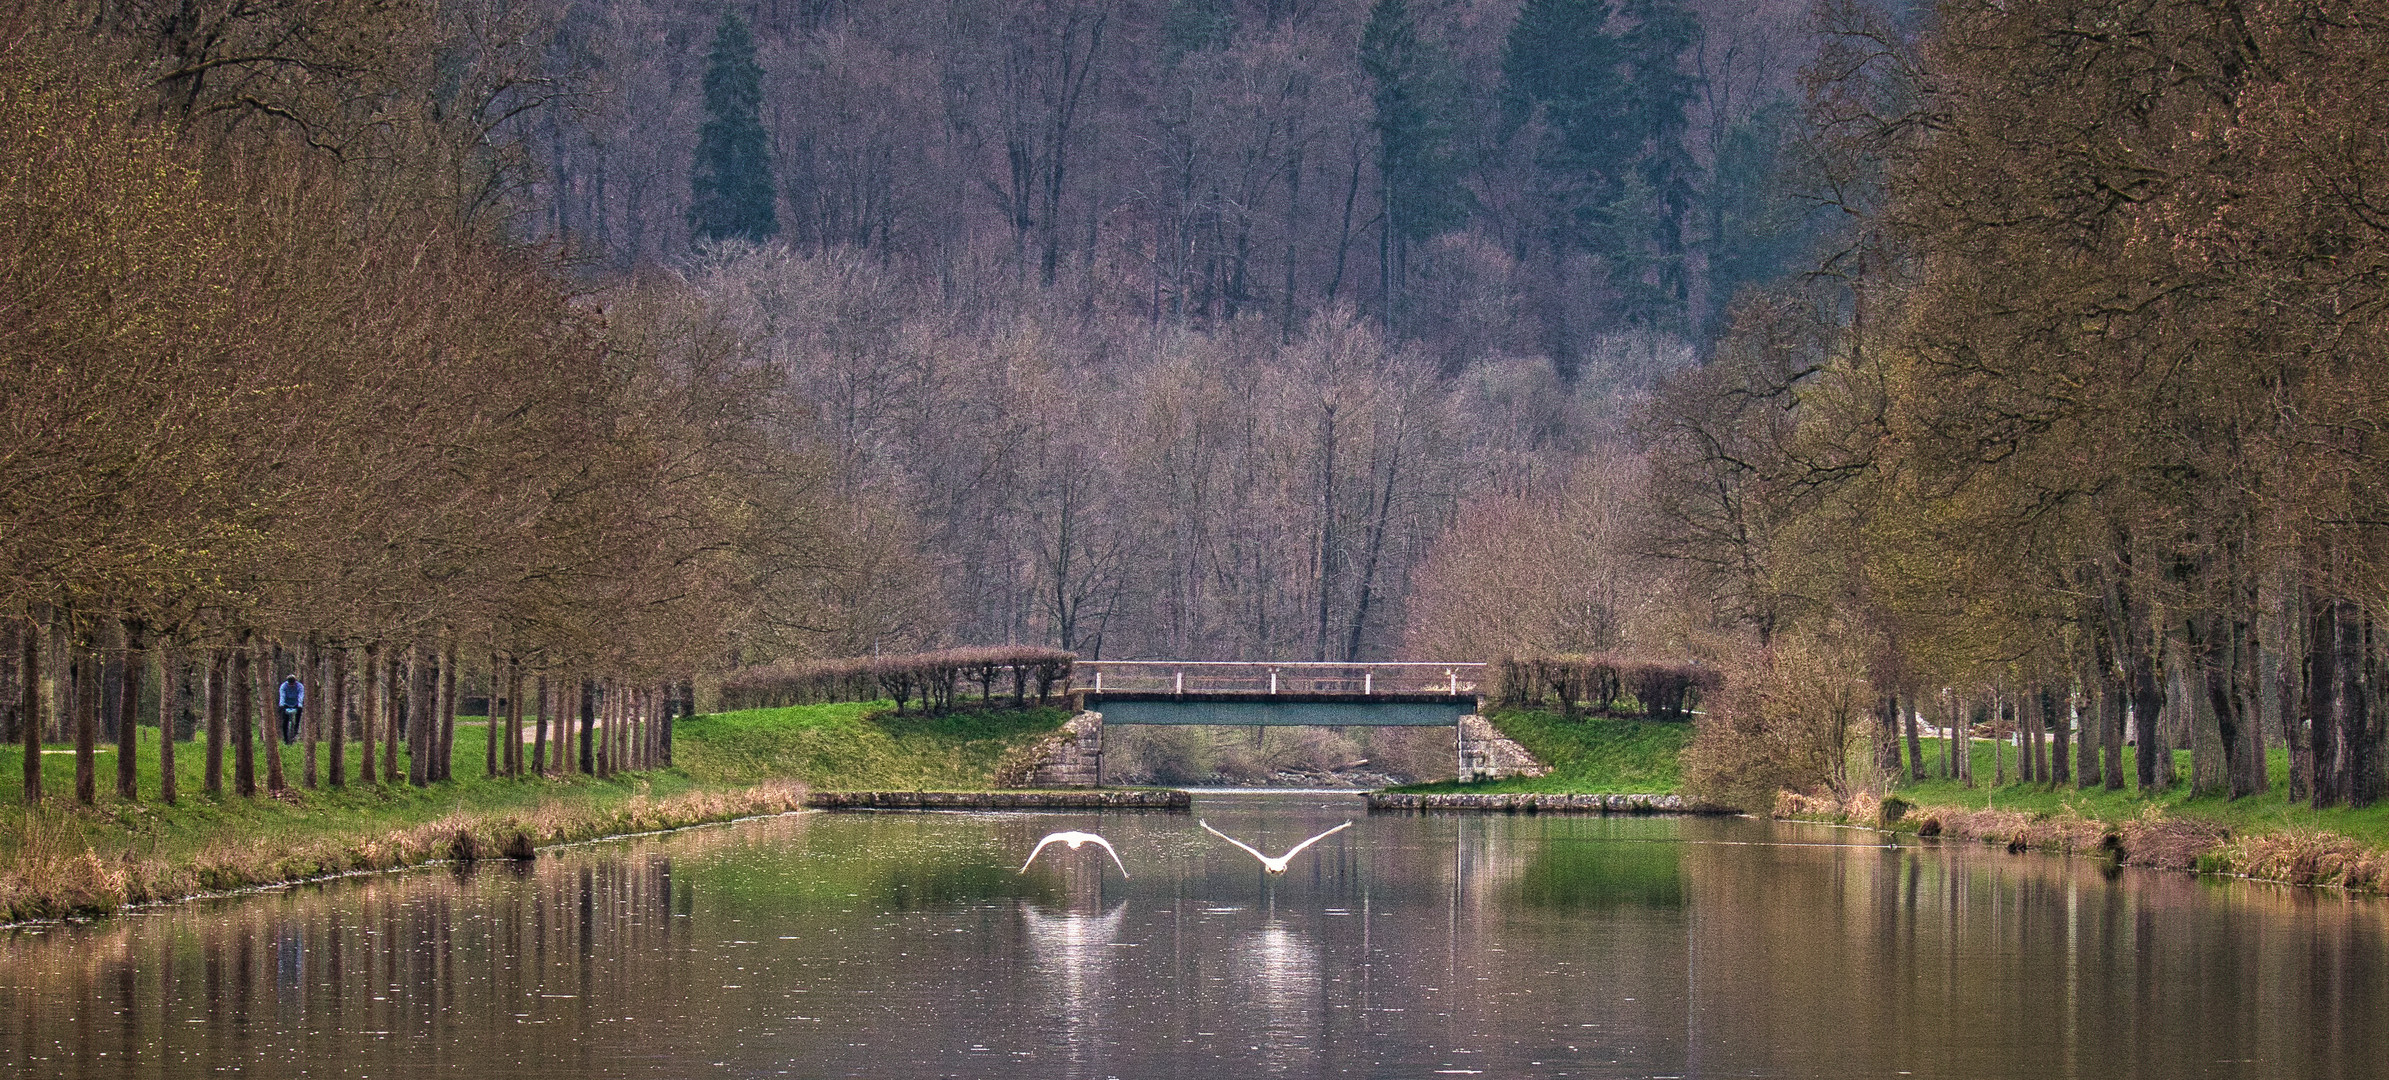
[718,647,1076,714]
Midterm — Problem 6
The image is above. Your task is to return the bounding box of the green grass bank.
[0,701,1072,921]
[1395,713,2389,892]
[1842,738,2389,890]
[1394,710,1694,795]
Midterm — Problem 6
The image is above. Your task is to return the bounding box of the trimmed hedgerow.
[717,648,1075,714]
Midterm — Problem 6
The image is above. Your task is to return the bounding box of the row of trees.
[0,7,894,804]
[1647,0,2389,810]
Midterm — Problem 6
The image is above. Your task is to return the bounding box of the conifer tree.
[1361,0,1469,335]
[689,13,777,244]
[1500,0,1701,324]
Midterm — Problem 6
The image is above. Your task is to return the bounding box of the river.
[3,793,2384,1078]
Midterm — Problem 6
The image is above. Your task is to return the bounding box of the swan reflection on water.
[1238,918,1325,1073]
[1022,886,1130,1077]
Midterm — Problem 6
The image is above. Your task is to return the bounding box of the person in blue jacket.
[278,675,305,742]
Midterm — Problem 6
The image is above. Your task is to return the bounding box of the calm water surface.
[5,794,2387,1079]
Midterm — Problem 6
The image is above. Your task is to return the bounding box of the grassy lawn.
[0,700,1073,919]
[671,701,1073,788]
[0,720,691,875]
[1893,738,2389,848]
[1393,709,1694,794]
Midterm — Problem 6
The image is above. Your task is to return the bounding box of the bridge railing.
[1077,660,1484,696]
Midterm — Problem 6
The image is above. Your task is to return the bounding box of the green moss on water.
[1392,710,1693,794]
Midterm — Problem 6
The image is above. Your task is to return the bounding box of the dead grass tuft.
[2116,808,2230,871]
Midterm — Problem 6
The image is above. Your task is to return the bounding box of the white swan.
[1199,819,1352,874]
[1019,831,1131,878]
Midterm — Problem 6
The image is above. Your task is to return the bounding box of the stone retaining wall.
[995,710,1106,788]
[1456,714,1550,781]
[1365,792,1728,814]
[805,789,1189,810]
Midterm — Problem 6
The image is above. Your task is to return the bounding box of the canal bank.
[0,700,1080,922]
[1772,739,2389,894]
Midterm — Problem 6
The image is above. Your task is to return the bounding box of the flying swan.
[1019,831,1131,878]
[1199,819,1352,874]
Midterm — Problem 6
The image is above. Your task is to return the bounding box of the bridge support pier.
[1000,711,1105,788]
[1455,714,1549,782]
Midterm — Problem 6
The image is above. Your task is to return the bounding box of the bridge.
[1077,661,1484,726]
[1018,661,1533,786]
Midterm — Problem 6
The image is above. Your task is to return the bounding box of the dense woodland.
[7,0,2389,816]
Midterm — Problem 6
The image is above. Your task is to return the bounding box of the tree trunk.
[262,642,286,794]
[359,643,379,785]
[328,646,347,788]
[2044,685,2068,786]
[157,643,178,804]
[408,646,430,787]
[2354,608,2383,808]
[1902,693,1924,781]
[2323,600,2379,807]
[487,647,503,779]
[2277,607,2307,804]
[605,682,620,776]
[117,620,144,801]
[1992,693,2006,786]
[507,657,524,778]
[233,642,256,797]
[2016,693,2034,783]
[75,637,97,804]
[578,678,594,776]
[533,673,549,777]
[437,637,458,782]
[1876,694,1903,778]
[206,646,227,795]
[19,615,40,804]
[300,639,317,789]
[668,680,687,766]
[2129,633,2165,791]
[384,650,401,783]
[2076,656,2101,790]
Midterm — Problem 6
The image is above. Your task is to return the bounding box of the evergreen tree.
[1702,99,1816,337]
[1500,0,1701,325]
[1161,0,1235,65]
[1618,0,1700,310]
[1361,0,1470,335]
[689,13,777,244]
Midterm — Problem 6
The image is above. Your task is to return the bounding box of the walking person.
[278,674,305,743]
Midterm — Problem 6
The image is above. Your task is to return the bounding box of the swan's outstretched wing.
[1199,819,1274,866]
[1084,833,1131,878]
[1275,821,1353,863]
[1020,831,1129,877]
[1019,832,1071,874]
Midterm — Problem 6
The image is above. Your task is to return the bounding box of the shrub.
[1491,653,1719,719]
[718,648,1076,714]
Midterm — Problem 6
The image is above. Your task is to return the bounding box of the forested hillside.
[18,0,2389,820]
[499,0,1824,659]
